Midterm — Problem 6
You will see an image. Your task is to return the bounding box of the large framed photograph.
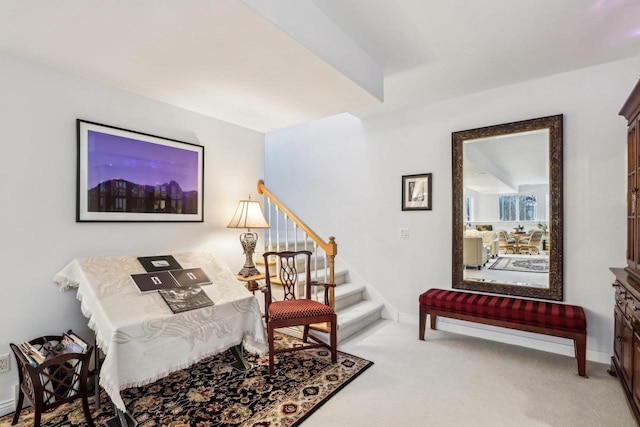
[402,173,432,211]
[77,120,204,222]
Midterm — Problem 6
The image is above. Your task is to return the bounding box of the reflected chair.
[518,230,543,254]
[498,230,516,254]
[263,250,337,375]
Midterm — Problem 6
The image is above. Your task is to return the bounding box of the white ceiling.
[1,0,639,132]
[0,0,381,132]
[314,0,640,117]
[464,130,549,194]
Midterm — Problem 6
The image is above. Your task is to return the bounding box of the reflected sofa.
[465,229,498,257]
[463,236,489,269]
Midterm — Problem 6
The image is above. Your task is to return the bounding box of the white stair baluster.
[284,213,289,251]
[275,206,280,254]
[266,198,273,252]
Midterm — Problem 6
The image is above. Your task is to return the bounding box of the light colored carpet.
[302,320,634,427]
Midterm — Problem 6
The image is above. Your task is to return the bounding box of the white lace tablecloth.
[53,251,267,411]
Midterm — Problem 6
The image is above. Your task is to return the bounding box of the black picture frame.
[402,173,432,211]
[76,119,204,222]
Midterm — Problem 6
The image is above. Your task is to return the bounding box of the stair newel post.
[327,236,337,309]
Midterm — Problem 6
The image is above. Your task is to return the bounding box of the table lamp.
[227,196,269,277]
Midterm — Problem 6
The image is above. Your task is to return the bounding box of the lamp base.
[238,231,261,277]
[238,265,261,277]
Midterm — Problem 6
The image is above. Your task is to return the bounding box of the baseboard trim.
[401,312,612,365]
[0,398,14,417]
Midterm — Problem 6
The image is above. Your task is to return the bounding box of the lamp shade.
[227,199,269,230]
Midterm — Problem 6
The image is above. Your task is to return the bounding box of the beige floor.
[302,320,635,427]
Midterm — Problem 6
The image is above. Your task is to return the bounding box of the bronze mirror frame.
[452,115,563,301]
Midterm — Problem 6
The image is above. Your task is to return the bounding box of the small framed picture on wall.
[402,173,432,211]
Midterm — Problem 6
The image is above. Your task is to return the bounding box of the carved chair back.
[263,250,312,303]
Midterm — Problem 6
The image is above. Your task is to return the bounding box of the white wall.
[0,53,264,409]
[266,58,638,363]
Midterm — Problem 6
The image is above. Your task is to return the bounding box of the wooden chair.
[518,230,543,254]
[498,230,516,254]
[263,250,337,375]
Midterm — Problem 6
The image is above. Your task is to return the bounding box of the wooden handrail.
[257,180,337,257]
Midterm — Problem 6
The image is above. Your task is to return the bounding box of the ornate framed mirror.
[452,115,563,300]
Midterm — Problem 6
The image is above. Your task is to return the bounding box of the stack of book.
[18,332,89,367]
[18,342,45,367]
[59,331,89,355]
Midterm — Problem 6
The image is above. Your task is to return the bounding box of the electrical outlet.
[0,353,10,373]
[399,228,409,238]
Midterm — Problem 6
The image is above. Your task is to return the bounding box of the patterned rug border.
[489,256,549,273]
[0,334,374,427]
[289,355,373,427]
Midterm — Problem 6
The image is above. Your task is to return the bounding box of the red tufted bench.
[419,288,587,376]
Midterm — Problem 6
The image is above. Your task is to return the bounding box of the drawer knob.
[618,335,623,342]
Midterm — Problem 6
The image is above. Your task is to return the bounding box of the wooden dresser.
[612,80,640,424]
[611,268,640,423]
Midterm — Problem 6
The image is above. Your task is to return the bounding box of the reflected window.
[519,195,537,221]
[499,194,537,221]
[499,195,517,221]
[465,196,474,222]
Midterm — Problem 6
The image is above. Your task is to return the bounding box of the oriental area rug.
[0,334,373,427]
[489,257,549,273]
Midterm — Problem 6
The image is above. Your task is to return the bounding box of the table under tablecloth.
[53,250,267,411]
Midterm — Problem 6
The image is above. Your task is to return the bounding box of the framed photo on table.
[402,173,432,211]
[76,119,204,222]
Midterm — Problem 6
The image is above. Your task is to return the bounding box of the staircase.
[256,180,384,342]
[325,265,384,342]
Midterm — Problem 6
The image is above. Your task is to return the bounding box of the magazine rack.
[10,332,95,427]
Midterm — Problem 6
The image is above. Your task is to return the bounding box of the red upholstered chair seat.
[269,299,336,322]
[419,288,586,333]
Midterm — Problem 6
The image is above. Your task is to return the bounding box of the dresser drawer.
[630,298,640,325]
[615,282,628,311]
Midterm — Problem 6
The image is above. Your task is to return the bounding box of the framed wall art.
[402,173,432,211]
[76,119,204,222]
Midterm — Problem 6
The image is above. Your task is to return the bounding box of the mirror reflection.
[452,115,563,301]
[463,129,549,288]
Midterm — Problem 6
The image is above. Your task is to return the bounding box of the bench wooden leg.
[430,313,436,330]
[575,333,587,377]
[419,305,426,340]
